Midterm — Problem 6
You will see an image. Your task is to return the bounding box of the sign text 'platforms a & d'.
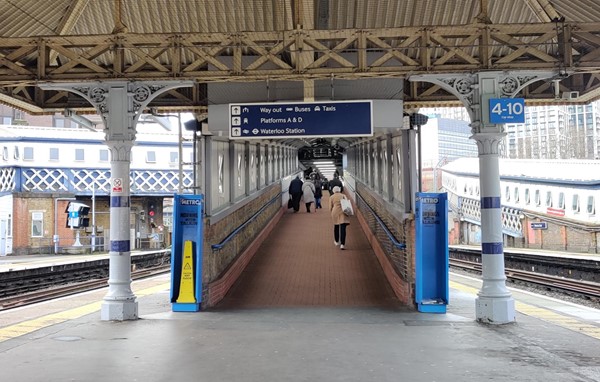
[229,100,373,139]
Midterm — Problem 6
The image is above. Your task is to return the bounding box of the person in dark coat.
[314,176,323,209]
[289,175,303,213]
[328,173,343,195]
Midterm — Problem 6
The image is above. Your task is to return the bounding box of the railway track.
[0,264,171,311]
[450,258,600,301]
[0,250,170,299]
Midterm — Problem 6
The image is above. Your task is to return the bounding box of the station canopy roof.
[1,0,600,148]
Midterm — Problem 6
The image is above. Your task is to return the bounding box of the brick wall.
[520,217,600,253]
[13,195,57,254]
[203,184,282,307]
[448,219,460,244]
[11,194,137,255]
[565,227,595,253]
[355,184,415,306]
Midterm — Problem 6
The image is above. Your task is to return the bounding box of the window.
[558,192,565,209]
[218,153,224,194]
[31,212,43,237]
[146,151,156,163]
[514,187,519,203]
[587,196,595,214]
[75,148,85,161]
[99,149,109,162]
[49,148,59,161]
[525,188,530,204]
[169,151,178,164]
[23,146,34,160]
[7,213,12,237]
[572,194,580,212]
[2,116,12,125]
[533,190,542,206]
[53,116,65,127]
[2,146,7,161]
[545,191,552,207]
[14,146,19,160]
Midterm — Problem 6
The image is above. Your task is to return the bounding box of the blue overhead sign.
[489,98,525,124]
[229,100,373,139]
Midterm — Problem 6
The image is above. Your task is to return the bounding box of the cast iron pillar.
[410,71,556,324]
[40,81,193,320]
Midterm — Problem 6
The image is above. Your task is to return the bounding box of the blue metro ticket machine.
[415,192,449,313]
[171,194,204,312]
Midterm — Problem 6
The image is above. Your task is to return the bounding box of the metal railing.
[354,191,406,250]
[211,192,281,251]
[352,187,411,281]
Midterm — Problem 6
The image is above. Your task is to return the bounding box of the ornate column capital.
[471,132,506,156]
[105,140,134,162]
[39,80,193,140]
[409,70,558,127]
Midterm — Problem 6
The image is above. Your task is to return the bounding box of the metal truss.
[0,167,16,193]
[459,196,523,238]
[2,167,193,195]
[1,21,600,111]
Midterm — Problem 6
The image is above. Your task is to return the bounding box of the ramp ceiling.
[1,0,600,147]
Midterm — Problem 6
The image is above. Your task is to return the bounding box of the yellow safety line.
[0,282,170,343]
[450,280,600,341]
[3,280,598,343]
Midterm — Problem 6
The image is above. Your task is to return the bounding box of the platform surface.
[0,196,599,381]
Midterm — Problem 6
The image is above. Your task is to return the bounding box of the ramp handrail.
[211,192,282,251]
[351,186,406,250]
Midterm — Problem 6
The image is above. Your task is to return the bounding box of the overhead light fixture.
[312,160,334,165]
[183,118,210,135]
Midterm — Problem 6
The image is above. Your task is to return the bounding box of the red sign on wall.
[546,207,565,217]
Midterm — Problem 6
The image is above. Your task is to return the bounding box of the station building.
[0,122,194,255]
[442,157,600,253]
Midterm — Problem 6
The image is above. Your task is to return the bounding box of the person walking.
[313,176,323,209]
[328,173,343,195]
[289,175,303,213]
[329,186,350,249]
[302,176,316,213]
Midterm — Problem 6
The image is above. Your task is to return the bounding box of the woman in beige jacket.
[329,186,350,250]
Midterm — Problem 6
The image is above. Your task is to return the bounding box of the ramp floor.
[216,192,402,309]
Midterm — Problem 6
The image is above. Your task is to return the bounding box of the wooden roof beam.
[55,0,89,35]
[51,0,90,65]
[524,0,562,23]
